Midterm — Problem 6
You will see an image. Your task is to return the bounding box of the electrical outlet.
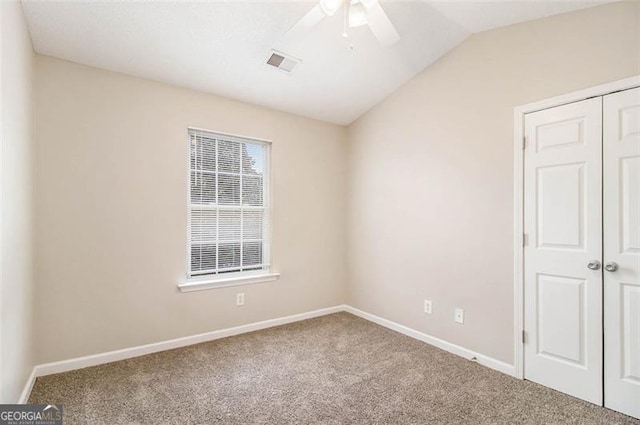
[236,293,245,306]
[424,299,432,314]
[454,308,464,324]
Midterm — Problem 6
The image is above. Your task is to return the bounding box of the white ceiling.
[21,0,613,125]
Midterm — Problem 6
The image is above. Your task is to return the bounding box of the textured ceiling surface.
[22,0,613,125]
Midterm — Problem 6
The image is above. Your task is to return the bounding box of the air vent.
[266,50,300,73]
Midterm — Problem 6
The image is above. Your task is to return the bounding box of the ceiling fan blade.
[284,4,327,40]
[364,1,400,47]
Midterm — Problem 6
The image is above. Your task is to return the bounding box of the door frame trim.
[512,75,640,379]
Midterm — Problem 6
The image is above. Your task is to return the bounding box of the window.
[185,128,275,289]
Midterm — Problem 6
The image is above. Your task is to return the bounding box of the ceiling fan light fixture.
[320,0,344,16]
[349,2,368,28]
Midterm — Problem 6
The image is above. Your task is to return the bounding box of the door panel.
[604,87,640,419]
[524,97,603,405]
[621,284,640,382]
[621,157,640,254]
[537,163,585,249]
[536,274,585,365]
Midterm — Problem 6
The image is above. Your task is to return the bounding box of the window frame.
[179,127,279,292]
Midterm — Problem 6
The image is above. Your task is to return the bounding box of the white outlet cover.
[454,308,464,324]
[236,293,245,306]
[424,300,432,314]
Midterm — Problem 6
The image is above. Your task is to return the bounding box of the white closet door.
[523,97,603,404]
[604,87,640,419]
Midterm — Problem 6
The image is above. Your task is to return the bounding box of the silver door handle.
[587,260,601,270]
[604,262,618,272]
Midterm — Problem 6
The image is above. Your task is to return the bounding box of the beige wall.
[347,1,640,364]
[35,56,347,364]
[1,1,35,402]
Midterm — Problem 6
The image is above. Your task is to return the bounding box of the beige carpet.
[29,312,638,424]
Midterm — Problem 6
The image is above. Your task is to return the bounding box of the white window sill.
[178,272,280,293]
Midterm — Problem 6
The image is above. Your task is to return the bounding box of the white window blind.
[188,129,270,279]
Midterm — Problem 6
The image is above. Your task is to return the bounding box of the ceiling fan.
[285,0,400,48]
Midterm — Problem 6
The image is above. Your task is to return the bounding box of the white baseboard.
[20,303,515,403]
[344,305,516,377]
[21,304,344,398]
[18,368,37,404]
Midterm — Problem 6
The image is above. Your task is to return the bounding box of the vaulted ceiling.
[22,0,613,125]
